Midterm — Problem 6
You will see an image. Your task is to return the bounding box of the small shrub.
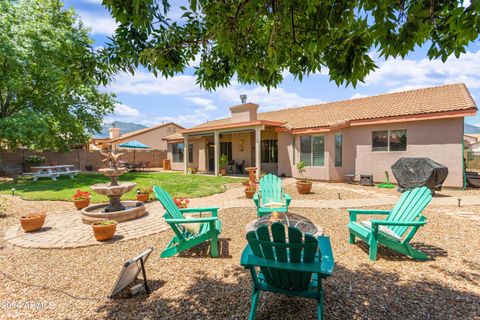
[296,161,309,182]
[173,197,189,208]
[93,220,117,226]
[136,186,152,194]
[25,155,46,164]
[73,189,91,201]
[219,154,228,168]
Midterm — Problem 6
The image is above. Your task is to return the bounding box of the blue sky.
[65,0,480,128]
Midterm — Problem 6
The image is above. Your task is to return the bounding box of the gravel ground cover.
[284,183,378,200]
[1,197,479,319]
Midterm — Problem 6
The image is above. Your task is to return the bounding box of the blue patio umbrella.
[118,140,150,163]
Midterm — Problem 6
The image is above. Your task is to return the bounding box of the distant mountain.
[465,123,480,134]
[94,121,147,138]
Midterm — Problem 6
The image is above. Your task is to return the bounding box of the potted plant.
[296,161,312,194]
[92,220,118,241]
[173,197,189,208]
[187,167,198,174]
[244,182,257,199]
[136,186,152,202]
[19,212,46,232]
[242,179,250,186]
[73,190,91,210]
[219,154,228,176]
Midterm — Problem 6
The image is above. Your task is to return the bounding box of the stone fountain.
[81,152,146,224]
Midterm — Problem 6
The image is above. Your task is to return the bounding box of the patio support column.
[214,131,220,176]
[184,135,189,174]
[255,127,261,181]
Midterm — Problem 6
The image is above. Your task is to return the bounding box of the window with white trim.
[300,135,325,166]
[372,129,407,152]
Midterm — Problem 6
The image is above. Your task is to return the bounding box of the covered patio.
[166,103,283,180]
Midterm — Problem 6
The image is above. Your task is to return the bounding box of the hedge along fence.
[0,149,167,176]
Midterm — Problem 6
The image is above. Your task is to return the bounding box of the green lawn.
[0,172,240,203]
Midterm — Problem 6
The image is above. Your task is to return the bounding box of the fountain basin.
[98,167,129,177]
[91,182,136,196]
[81,201,146,224]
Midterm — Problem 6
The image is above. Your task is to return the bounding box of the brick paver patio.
[4,201,169,249]
[5,180,480,249]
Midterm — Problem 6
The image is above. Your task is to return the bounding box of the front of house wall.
[278,117,464,187]
[167,117,464,187]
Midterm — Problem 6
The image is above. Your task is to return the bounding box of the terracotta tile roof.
[191,83,476,131]
[109,122,184,142]
[162,132,184,141]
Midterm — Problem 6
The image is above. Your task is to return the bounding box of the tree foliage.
[0,0,116,151]
[101,0,480,90]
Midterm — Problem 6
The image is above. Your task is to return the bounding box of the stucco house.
[164,83,476,187]
[92,122,184,151]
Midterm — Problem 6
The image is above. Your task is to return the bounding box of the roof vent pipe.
[240,94,247,104]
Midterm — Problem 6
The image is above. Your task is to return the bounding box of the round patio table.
[246,212,323,237]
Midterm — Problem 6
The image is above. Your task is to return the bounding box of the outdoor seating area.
[1,170,479,319]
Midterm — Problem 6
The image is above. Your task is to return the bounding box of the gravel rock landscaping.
[1,196,479,319]
[284,183,379,200]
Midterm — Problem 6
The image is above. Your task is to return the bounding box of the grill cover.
[391,158,448,192]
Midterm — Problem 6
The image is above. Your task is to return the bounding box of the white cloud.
[108,71,199,96]
[363,50,480,90]
[113,103,140,117]
[185,97,217,111]
[351,93,369,99]
[77,10,118,35]
[216,85,323,112]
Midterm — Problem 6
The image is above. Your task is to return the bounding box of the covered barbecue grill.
[391,158,448,192]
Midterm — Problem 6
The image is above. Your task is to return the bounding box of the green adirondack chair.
[240,223,334,320]
[153,186,222,258]
[253,174,292,217]
[347,186,432,261]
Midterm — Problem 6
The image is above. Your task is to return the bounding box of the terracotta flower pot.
[245,190,256,199]
[136,193,149,202]
[73,199,90,210]
[20,214,46,232]
[242,180,250,186]
[296,181,312,194]
[92,221,117,241]
[219,168,227,176]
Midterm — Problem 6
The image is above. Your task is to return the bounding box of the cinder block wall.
[0,150,167,176]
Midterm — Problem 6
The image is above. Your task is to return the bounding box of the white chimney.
[109,127,120,139]
[229,103,259,123]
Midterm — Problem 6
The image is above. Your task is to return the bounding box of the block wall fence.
[0,150,167,176]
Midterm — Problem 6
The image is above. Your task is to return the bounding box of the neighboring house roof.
[465,133,480,140]
[109,122,184,143]
[188,83,476,133]
[162,132,184,141]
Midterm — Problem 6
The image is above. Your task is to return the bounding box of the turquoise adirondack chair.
[253,174,292,217]
[348,186,432,261]
[153,186,222,258]
[240,223,334,320]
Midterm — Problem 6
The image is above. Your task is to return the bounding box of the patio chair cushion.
[181,214,201,234]
[360,220,401,241]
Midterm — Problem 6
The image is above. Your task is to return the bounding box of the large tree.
[101,0,480,90]
[0,0,116,151]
